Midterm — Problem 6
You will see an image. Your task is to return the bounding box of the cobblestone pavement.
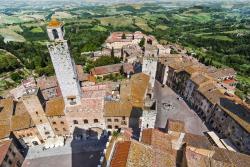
[154,81,208,135]
[22,136,108,167]
[22,151,101,167]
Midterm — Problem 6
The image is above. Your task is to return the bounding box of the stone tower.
[142,57,157,87]
[47,18,81,107]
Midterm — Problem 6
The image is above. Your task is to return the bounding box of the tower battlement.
[47,18,65,41]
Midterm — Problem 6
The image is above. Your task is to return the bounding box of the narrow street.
[154,81,208,135]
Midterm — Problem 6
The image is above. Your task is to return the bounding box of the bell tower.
[47,18,82,107]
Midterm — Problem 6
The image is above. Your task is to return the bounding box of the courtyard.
[154,81,208,135]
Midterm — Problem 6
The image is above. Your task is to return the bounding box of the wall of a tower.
[47,27,64,41]
[47,41,82,107]
[142,58,157,87]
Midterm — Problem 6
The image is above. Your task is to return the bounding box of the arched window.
[52,29,59,39]
[73,120,78,124]
[94,119,98,123]
[84,119,88,124]
[107,125,112,129]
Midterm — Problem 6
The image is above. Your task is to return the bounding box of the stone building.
[208,67,236,81]
[22,89,55,142]
[21,77,36,92]
[142,57,157,87]
[155,54,250,154]
[11,101,42,147]
[0,98,13,140]
[105,31,145,50]
[156,55,183,86]
[90,63,134,79]
[208,98,250,154]
[9,85,26,101]
[144,44,159,57]
[76,65,96,87]
[104,102,133,132]
[122,44,142,63]
[104,120,250,167]
[47,18,82,107]
[65,89,106,139]
[45,97,69,137]
[103,73,151,136]
[140,98,157,131]
[36,76,61,101]
[0,139,24,167]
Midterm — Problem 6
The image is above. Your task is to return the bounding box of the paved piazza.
[154,81,208,135]
[22,137,107,167]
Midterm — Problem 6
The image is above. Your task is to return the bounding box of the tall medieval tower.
[47,18,82,107]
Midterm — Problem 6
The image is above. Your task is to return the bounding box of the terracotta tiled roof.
[131,73,150,107]
[36,76,58,90]
[212,146,250,167]
[110,141,131,167]
[202,89,225,105]
[119,73,150,108]
[185,145,250,167]
[197,81,217,93]
[183,133,212,149]
[190,73,212,86]
[141,129,172,152]
[104,101,132,117]
[90,63,134,76]
[0,98,14,121]
[11,102,34,131]
[168,62,184,71]
[45,97,65,117]
[0,98,13,139]
[158,56,182,65]
[208,68,236,79]
[126,141,154,167]
[48,18,62,27]
[0,140,11,164]
[105,32,134,43]
[0,125,10,139]
[166,119,185,133]
[137,129,177,167]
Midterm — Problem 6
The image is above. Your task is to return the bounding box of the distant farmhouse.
[0,18,250,167]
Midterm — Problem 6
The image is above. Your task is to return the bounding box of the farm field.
[0,2,249,97]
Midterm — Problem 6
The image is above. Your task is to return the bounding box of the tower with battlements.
[142,57,157,87]
[47,18,81,107]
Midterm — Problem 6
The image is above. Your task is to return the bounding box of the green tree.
[122,33,126,39]
[120,65,124,75]
[111,47,114,58]
[139,37,145,48]
[10,71,23,82]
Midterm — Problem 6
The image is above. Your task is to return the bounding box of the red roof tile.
[110,141,131,167]
[0,140,11,164]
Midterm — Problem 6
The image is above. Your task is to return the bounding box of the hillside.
[0,2,249,97]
